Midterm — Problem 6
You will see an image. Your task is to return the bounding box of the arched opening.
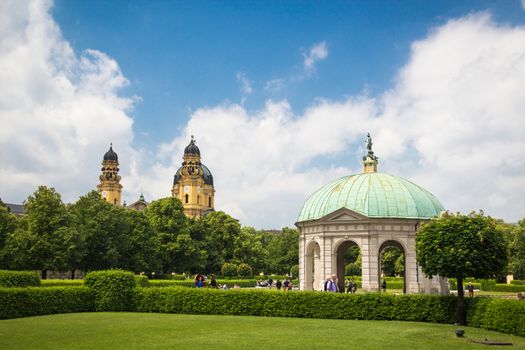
[185,194,189,203]
[335,240,361,292]
[208,196,211,207]
[304,241,321,291]
[378,240,406,294]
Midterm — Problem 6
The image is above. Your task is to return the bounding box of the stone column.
[406,237,420,294]
[361,234,380,292]
[299,236,305,290]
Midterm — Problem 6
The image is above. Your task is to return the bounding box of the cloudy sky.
[1,0,525,228]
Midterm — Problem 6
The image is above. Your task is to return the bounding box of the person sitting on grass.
[275,279,282,290]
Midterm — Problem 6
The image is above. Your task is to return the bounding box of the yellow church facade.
[97,136,215,218]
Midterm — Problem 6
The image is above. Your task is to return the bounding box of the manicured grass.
[1,313,524,349]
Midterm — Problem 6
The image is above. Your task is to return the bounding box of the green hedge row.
[148,279,260,288]
[467,298,525,337]
[0,287,95,319]
[0,270,40,287]
[134,287,457,323]
[41,280,83,287]
[510,280,525,285]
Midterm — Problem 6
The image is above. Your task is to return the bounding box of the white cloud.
[303,41,328,71]
[0,0,138,204]
[152,13,525,227]
[235,72,253,95]
[522,0,525,11]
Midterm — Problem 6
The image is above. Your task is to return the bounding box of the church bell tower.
[172,136,215,218]
[97,143,122,206]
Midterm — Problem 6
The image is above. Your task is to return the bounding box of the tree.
[145,197,191,273]
[380,246,404,277]
[416,212,507,325]
[505,219,525,279]
[265,227,299,274]
[221,262,238,278]
[237,262,252,277]
[4,186,72,278]
[233,226,268,274]
[121,210,161,274]
[201,211,241,273]
[69,191,129,272]
[0,200,18,267]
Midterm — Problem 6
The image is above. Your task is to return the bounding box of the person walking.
[276,279,282,290]
[326,274,339,292]
[381,280,387,292]
[467,282,474,297]
[347,279,356,293]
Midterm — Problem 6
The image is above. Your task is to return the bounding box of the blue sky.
[2,0,525,228]
[52,0,525,148]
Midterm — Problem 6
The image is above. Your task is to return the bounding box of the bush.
[0,286,95,319]
[221,263,238,278]
[134,275,150,288]
[467,298,525,337]
[40,280,83,287]
[134,287,457,324]
[0,270,40,288]
[491,284,525,292]
[480,279,497,291]
[237,263,252,277]
[84,270,135,311]
[148,279,258,288]
[510,280,525,285]
[345,263,361,276]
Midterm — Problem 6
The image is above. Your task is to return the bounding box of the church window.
[197,195,200,204]
[208,196,211,207]
[185,194,189,203]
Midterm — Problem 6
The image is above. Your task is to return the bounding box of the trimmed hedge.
[0,286,95,319]
[84,270,135,311]
[41,280,83,287]
[0,270,40,287]
[510,280,525,285]
[148,279,259,288]
[134,275,150,288]
[467,298,525,337]
[134,287,457,323]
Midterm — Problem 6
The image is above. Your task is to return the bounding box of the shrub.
[84,270,135,311]
[148,279,258,288]
[221,263,238,278]
[237,263,252,277]
[134,287,458,324]
[491,284,525,292]
[480,279,497,291]
[0,286,95,319]
[290,265,299,278]
[510,280,525,285]
[134,275,150,288]
[40,280,83,287]
[345,263,361,276]
[0,270,40,288]
[467,298,525,337]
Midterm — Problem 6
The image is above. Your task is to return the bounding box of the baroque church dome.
[103,144,118,161]
[297,133,444,222]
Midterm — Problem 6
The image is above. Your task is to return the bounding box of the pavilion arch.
[378,239,407,294]
[333,239,361,292]
[304,240,322,291]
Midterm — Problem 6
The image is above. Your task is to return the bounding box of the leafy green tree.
[237,262,252,277]
[416,212,507,325]
[233,226,268,274]
[221,262,238,278]
[3,186,72,278]
[69,191,128,272]
[265,227,299,274]
[0,200,18,266]
[505,219,525,279]
[201,211,241,273]
[121,210,161,273]
[144,197,193,273]
[380,246,404,277]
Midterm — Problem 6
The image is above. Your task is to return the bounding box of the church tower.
[97,143,122,206]
[172,136,215,218]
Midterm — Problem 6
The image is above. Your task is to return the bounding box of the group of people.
[324,274,358,293]
[257,278,293,291]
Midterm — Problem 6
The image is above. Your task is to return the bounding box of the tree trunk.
[70,270,75,280]
[457,274,466,325]
[41,269,47,280]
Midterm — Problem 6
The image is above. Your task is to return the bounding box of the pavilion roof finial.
[363,133,378,173]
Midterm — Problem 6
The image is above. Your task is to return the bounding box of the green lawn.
[1,313,524,349]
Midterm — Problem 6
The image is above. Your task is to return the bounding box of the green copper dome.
[297,172,445,222]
